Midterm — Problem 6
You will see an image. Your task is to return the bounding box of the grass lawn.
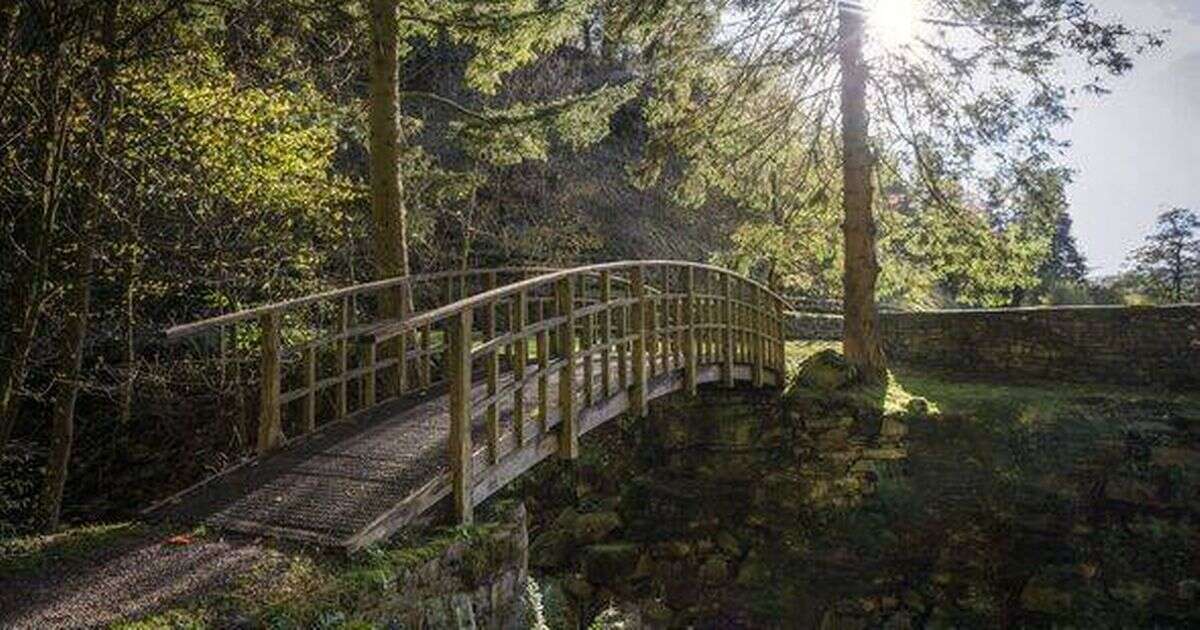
[786,340,1200,627]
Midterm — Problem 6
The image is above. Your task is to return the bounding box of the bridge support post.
[257,311,284,455]
[448,308,474,524]
[685,267,697,396]
[631,266,649,417]
[557,277,579,459]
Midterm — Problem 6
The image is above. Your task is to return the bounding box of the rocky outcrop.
[521,351,913,626]
[363,501,530,628]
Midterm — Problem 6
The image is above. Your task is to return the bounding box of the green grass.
[0,521,145,574]
[786,340,1200,424]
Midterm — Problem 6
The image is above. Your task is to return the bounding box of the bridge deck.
[151,358,772,549]
[151,359,606,548]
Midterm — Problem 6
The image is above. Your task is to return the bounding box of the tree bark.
[36,0,118,531]
[838,8,887,382]
[367,0,410,395]
[367,0,410,282]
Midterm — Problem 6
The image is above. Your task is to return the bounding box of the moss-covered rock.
[529,528,573,570]
[582,543,640,585]
[795,349,860,392]
[572,511,622,544]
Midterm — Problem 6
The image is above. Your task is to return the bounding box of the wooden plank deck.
[148,358,775,550]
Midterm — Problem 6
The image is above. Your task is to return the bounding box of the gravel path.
[0,528,279,629]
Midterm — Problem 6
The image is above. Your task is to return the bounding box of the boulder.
[529,529,573,569]
[582,543,641,585]
[573,511,622,544]
[795,350,860,391]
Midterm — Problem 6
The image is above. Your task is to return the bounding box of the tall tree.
[838,6,885,380]
[1128,207,1199,303]
[0,2,72,449]
[36,0,118,530]
[367,0,409,284]
[618,0,1155,375]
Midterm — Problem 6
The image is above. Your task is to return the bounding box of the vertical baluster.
[448,308,474,524]
[660,268,671,374]
[754,287,765,387]
[337,296,349,418]
[536,298,549,433]
[776,297,786,379]
[363,340,377,406]
[697,274,707,366]
[675,270,685,369]
[708,272,718,364]
[219,324,230,387]
[736,283,745,365]
[395,284,410,396]
[419,322,432,389]
[581,278,594,408]
[302,345,317,433]
[647,282,659,378]
[685,267,698,395]
[557,276,579,459]
[600,271,612,399]
[258,311,283,455]
[484,274,499,464]
[740,284,749,364]
[631,266,648,416]
[513,290,528,446]
[617,280,629,390]
[722,274,734,387]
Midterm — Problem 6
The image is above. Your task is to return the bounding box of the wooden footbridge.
[150,262,787,550]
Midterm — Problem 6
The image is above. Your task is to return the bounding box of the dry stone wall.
[787,304,1200,387]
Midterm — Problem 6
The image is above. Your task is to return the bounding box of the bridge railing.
[164,262,788,525]
[364,261,787,523]
[164,267,555,454]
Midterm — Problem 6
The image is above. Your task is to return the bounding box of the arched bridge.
[150,262,788,550]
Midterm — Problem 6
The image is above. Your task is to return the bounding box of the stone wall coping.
[790,303,1199,317]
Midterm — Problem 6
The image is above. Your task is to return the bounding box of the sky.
[1061,0,1200,277]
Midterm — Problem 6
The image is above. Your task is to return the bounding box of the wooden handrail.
[163,266,558,341]
[375,261,789,342]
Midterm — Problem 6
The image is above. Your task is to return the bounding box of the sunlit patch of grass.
[109,609,209,630]
[0,521,144,574]
[785,340,1200,425]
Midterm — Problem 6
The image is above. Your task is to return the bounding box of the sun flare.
[865,0,927,51]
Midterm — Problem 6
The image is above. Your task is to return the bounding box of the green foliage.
[622,0,1154,307]
[1125,207,1199,303]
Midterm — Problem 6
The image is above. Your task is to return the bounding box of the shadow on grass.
[780,340,1200,628]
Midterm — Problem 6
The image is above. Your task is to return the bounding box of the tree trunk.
[36,0,118,531]
[0,4,69,449]
[367,0,410,395]
[368,0,409,282]
[838,8,887,382]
